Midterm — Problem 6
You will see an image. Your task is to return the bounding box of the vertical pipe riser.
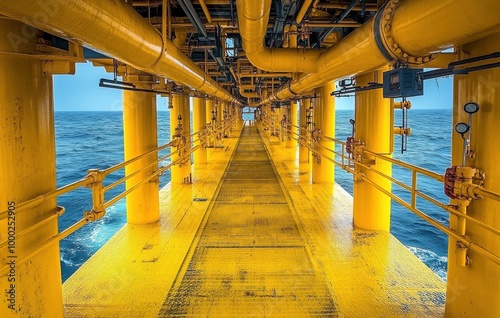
[447,34,500,317]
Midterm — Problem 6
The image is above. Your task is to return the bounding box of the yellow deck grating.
[63,121,445,317]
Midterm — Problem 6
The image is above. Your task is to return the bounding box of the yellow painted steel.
[206,98,214,125]
[295,0,313,23]
[353,70,392,231]
[63,122,445,316]
[198,0,212,23]
[0,20,63,317]
[123,76,160,224]
[170,94,191,183]
[236,0,323,73]
[218,101,225,131]
[312,82,335,184]
[0,0,238,103]
[286,100,298,149]
[447,33,500,317]
[259,0,500,104]
[299,98,310,163]
[193,97,207,165]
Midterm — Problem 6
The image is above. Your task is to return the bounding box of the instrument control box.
[383,68,424,98]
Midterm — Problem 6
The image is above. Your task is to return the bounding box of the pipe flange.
[376,0,438,64]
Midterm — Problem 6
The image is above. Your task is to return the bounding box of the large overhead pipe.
[237,0,323,73]
[0,0,238,103]
[259,0,500,104]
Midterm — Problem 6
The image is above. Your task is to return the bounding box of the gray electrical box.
[383,68,424,98]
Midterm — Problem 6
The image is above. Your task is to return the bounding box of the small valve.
[311,128,322,142]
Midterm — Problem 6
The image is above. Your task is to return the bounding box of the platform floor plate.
[63,121,445,317]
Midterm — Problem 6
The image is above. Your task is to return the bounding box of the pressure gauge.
[464,102,479,114]
[455,122,470,135]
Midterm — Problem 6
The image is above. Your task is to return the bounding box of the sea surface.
[56,109,450,282]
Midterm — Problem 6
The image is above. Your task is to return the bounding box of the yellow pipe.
[311,82,335,184]
[239,72,293,78]
[304,22,362,28]
[0,19,63,317]
[299,98,310,163]
[237,0,323,73]
[193,97,207,164]
[261,0,500,103]
[289,25,298,49]
[286,100,298,149]
[199,0,213,23]
[206,98,214,125]
[172,31,187,49]
[353,69,393,231]
[447,33,500,317]
[0,0,238,104]
[123,75,160,224]
[295,0,313,23]
[170,94,192,183]
[282,24,290,48]
[239,87,260,98]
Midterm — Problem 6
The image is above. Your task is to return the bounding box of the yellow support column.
[311,82,335,183]
[123,74,160,224]
[0,20,63,317]
[206,98,214,125]
[299,98,310,163]
[286,100,298,149]
[218,101,224,131]
[193,96,207,165]
[353,70,392,231]
[170,94,191,183]
[446,34,500,317]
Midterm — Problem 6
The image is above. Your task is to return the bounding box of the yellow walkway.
[63,121,445,317]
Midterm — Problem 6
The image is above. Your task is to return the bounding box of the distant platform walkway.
[63,121,445,317]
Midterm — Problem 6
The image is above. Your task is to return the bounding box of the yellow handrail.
[259,116,500,266]
[0,119,236,274]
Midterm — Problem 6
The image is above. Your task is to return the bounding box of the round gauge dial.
[455,122,470,134]
[464,102,479,114]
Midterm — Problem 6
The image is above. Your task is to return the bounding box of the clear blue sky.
[54,62,453,111]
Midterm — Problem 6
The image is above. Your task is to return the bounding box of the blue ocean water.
[56,109,450,282]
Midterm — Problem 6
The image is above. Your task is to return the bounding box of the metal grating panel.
[158,124,336,317]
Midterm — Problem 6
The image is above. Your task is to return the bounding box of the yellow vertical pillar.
[193,96,207,165]
[0,20,63,317]
[287,100,298,148]
[276,106,282,139]
[312,82,335,183]
[206,98,214,125]
[170,94,191,183]
[123,75,159,224]
[446,34,500,317]
[299,98,310,162]
[218,101,224,130]
[353,69,392,231]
